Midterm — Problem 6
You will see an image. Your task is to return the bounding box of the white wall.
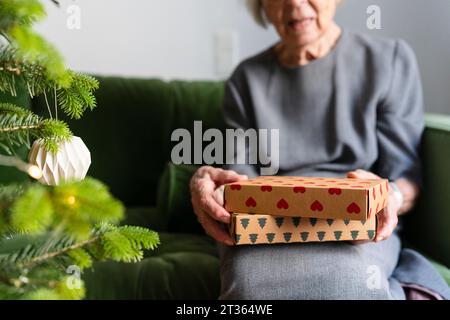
[36,0,278,80]
[335,0,450,115]
[36,0,450,114]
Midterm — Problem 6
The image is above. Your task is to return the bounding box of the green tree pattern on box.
[258,218,266,229]
[283,232,292,242]
[240,218,250,229]
[275,217,284,228]
[266,233,275,243]
[301,232,309,242]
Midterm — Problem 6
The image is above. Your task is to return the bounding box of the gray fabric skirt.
[218,231,406,300]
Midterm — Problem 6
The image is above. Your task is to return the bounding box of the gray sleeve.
[222,79,259,178]
[373,39,425,189]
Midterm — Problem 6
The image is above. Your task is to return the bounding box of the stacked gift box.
[224,176,389,245]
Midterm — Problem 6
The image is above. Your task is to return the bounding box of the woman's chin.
[285,33,320,47]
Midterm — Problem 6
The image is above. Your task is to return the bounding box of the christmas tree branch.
[0,123,40,132]
[25,236,99,268]
[0,66,20,74]
[0,103,72,154]
[43,89,53,119]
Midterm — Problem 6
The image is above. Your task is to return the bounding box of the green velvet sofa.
[1,76,449,299]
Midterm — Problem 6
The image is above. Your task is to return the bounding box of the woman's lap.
[218,232,405,300]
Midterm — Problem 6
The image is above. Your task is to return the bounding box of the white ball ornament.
[28,136,91,186]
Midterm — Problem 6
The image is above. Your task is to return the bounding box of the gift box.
[230,213,377,245]
[224,176,389,221]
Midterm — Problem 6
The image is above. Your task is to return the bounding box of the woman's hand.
[190,166,248,246]
[347,169,400,242]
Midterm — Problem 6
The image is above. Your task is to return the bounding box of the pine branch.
[0,233,84,270]
[56,72,99,119]
[51,178,125,238]
[10,184,53,234]
[26,236,99,267]
[0,222,159,299]
[0,224,160,271]
[0,50,63,97]
[0,103,72,154]
[0,0,46,30]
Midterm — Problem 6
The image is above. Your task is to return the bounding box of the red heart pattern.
[245,197,257,207]
[293,186,306,193]
[347,202,360,214]
[310,200,324,212]
[261,185,272,192]
[277,198,289,209]
[230,184,241,191]
[328,188,342,195]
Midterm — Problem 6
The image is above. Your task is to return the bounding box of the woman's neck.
[275,23,342,67]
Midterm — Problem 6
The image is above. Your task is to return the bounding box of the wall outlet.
[214,30,239,78]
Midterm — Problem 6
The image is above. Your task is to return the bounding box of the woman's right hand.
[190,166,248,246]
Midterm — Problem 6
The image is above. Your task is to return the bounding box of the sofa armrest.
[403,113,450,267]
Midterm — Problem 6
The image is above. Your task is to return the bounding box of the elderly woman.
[190,0,450,299]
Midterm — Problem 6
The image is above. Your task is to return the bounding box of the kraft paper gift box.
[224,176,389,221]
[230,213,377,245]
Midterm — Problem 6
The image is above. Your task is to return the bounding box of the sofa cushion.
[157,163,204,234]
[83,232,220,300]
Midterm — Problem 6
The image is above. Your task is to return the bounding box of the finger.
[347,169,380,180]
[197,210,234,246]
[190,175,215,196]
[209,168,248,185]
[212,185,225,206]
[198,193,231,224]
[375,208,398,242]
[347,171,361,178]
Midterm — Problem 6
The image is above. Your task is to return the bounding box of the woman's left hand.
[347,169,400,243]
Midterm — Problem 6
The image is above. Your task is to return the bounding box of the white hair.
[246,0,268,28]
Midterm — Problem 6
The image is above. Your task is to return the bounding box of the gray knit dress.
[220,30,450,300]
